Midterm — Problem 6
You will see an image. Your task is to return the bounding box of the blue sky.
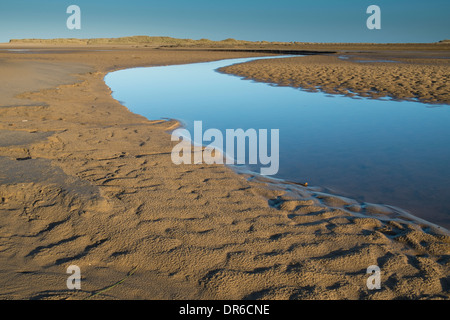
[0,0,449,43]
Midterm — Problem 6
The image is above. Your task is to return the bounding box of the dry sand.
[220,52,450,104]
[0,44,449,300]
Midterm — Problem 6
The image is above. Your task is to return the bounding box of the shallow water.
[105,57,450,229]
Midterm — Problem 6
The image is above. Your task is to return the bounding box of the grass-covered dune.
[8,36,450,51]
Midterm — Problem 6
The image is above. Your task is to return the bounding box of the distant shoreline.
[4,36,450,52]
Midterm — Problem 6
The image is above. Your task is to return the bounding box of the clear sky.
[0,0,449,43]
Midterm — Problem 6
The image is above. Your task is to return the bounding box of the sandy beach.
[0,43,449,300]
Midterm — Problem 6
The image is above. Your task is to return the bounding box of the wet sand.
[0,44,449,300]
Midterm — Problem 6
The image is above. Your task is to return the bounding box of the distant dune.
[7,36,450,51]
[8,36,263,47]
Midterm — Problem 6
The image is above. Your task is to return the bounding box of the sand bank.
[219,52,450,105]
[0,45,449,299]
